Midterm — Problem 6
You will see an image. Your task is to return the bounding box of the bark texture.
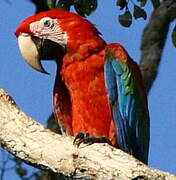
[139,0,176,93]
[0,88,175,180]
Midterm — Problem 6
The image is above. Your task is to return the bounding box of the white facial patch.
[29,17,68,47]
[18,34,45,73]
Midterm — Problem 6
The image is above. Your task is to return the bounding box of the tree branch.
[0,88,175,179]
[139,0,176,93]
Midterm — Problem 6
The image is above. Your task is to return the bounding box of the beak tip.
[43,71,50,75]
[31,63,50,75]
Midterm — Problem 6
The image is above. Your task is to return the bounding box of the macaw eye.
[41,17,54,28]
[44,20,52,27]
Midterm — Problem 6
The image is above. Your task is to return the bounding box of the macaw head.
[15,9,101,74]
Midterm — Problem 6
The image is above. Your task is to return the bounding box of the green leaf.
[116,0,127,10]
[172,25,176,48]
[30,0,50,13]
[16,167,27,177]
[133,5,147,20]
[137,0,147,7]
[118,11,132,27]
[47,0,56,9]
[56,0,74,11]
[74,0,97,17]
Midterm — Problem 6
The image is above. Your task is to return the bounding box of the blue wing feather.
[104,44,150,164]
[105,60,130,151]
[104,60,118,103]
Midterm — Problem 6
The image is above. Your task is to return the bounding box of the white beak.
[18,34,47,74]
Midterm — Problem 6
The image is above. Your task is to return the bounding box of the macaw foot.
[73,132,112,147]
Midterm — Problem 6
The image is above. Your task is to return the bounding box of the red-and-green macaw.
[15,9,150,164]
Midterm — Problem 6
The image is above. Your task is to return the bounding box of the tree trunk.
[139,0,176,93]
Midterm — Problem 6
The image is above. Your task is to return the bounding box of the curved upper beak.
[17,34,65,74]
[18,34,49,74]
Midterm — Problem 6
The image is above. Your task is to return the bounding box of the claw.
[73,132,89,147]
[73,132,112,147]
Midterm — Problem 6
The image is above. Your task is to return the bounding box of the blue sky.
[0,0,175,179]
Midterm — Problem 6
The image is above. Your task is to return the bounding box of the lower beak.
[18,34,65,74]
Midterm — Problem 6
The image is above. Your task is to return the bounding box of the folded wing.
[104,43,150,164]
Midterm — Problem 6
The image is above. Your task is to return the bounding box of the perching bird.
[15,9,150,164]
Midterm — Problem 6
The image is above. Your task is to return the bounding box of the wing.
[104,43,150,164]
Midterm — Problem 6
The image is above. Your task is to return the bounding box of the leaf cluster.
[117,0,147,27]
[30,0,97,17]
